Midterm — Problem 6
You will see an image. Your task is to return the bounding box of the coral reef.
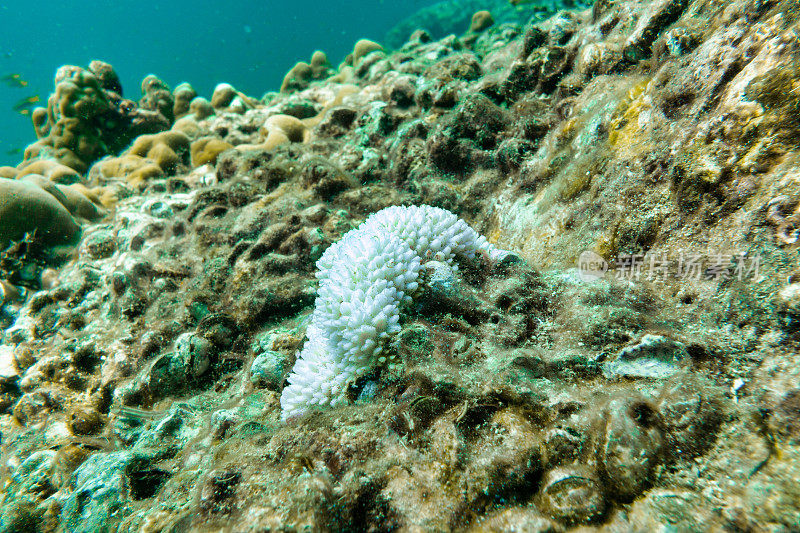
[384,0,552,49]
[1,0,800,530]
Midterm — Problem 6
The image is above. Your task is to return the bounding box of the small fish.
[4,147,22,156]
[1,73,27,88]
[509,0,535,5]
[12,94,39,113]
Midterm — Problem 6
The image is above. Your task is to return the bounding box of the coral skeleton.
[280,205,508,419]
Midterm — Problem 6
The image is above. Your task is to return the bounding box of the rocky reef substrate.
[1,0,800,530]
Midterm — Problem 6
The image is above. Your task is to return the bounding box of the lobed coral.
[21,62,173,174]
[0,178,81,249]
[280,51,334,94]
[280,205,507,418]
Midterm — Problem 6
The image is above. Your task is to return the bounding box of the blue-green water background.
[0,0,442,167]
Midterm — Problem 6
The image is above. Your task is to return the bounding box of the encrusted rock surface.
[1,0,800,530]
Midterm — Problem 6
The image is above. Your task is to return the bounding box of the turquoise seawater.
[0,0,441,166]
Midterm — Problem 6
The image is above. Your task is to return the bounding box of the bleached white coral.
[280,205,508,419]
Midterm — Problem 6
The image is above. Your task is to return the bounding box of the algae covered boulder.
[0,178,81,248]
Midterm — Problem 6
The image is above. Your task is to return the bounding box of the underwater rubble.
[1,0,800,530]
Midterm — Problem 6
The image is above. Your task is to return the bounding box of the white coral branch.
[280,205,508,419]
